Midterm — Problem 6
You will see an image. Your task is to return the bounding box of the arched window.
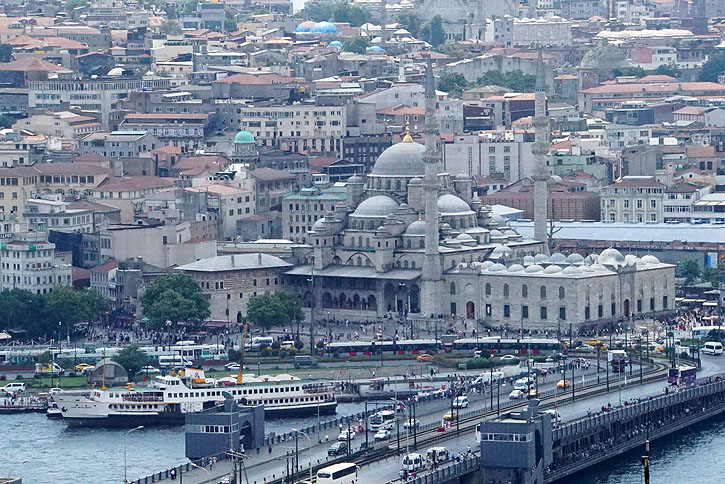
[386,180,391,190]
[450,283,456,295]
[503,284,509,299]
[559,286,565,299]
[358,236,362,247]
[404,260,409,268]
[485,283,491,296]
[366,238,370,247]
[406,239,411,248]
[357,257,362,266]
[419,240,424,249]
[540,285,547,299]
[395,180,401,190]
[411,261,415,269]
[522,284,528,298]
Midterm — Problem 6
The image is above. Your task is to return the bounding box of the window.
[485,303,492,316]
[503,304,510,318]
[485,283,491,296]
[540,286,546,299]
[521,305,528,319]
[450,282,456,295]
[558,286,565,299]
[503,284,509,299]
[522,284,528,298]
[540,306,547,320]
[585,306,590,320]
[559,307,566,320]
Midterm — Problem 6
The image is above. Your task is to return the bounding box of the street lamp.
[391,398,410,460]
[124,426,144,483]
[190,462,210,475]
[292,428,313,484]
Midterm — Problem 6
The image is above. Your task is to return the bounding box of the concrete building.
[12,111,102,139]
[90,259,118,301]
[601,177,665,223]
[120,113,210,150]
[663,181,708,223]
[546,141,609,184]
[441,133,535,184]
[79,131,160,159]
[93,176,175,223]
[0,231,72,294]
[176,253,292,323]
[0,166,40,223]
[690,193,725,224]
[184,184,255,240]
[24,195,95,234]
[282,183,348,244]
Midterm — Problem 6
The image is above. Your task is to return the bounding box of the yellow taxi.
[416,353,434,361]
[443,410,458,421]
[74,363,92,372]
[556,379,571,389]
[585,339,603,347]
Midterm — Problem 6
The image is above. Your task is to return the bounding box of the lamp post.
[307,257,316,356]
[391,398,409,459]
[292,429,313,484]
[124,426,144,483]
[189,462,210,476]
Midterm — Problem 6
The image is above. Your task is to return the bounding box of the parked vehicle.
[338,429,355,441]
[328,441,348,456]
[703,342,723,356]
[374,429,392,441]
[401,453,425,472]
[426,447,450,466]
[1,382,25,394]
[452,396,469,409]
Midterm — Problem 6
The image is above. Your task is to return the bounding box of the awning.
[703,301,718,307]
[203,320,229,328]
[285,264,421,281]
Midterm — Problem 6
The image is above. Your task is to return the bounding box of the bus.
[451,338,564,356]
[158,355,193,368]
[324,339,440,357]
[691,326,724,340]
[316,463,358,484]
[668,365,697,385]
[608,350,627,373]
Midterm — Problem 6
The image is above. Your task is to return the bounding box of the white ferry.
[54,370,337,428]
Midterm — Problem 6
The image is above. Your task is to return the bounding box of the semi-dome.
[544,265,563,274]
[371,141,426,176]
[234,130,255,144]
[625,254,638,264]
[352,195,399,217]
[107,67,124,76]
[295,21,317,33]
[523,255,536,265]
[404,220,426,235]
[480,260,494,269]
[508,264,525,272]
[490,244,513,257]
[437,193,474,216]
[311,218,326,231]
[641,254,660,264]
[598,248,625,266]
[525,264,544,273]
[456,233,474,242]
[310,21,339,33]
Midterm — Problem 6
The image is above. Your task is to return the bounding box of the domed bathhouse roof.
[352,195,400,217]
[598,247,626,266]
[234,130,255,144]
[366,45,385,53]
[544,265,563,274]
[508,264,525,272]
[525,264,544,273]
[550,252,566,264]
[310,21,339,34]
[371,141,426,177]
[328,40,343,47]
[437,193,474,216]
[295,21,317,33]
[534,253,550,264]
[489,263,507,272]
[523,255,536,265]
[641,254,660,265]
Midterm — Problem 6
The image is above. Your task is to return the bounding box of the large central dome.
[371,141,426,177]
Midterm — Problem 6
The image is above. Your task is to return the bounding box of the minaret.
[380,0,387,46]
[531,48,550,247]
[420,59,443,318]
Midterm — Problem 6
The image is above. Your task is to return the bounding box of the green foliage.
[343,36,370,54]
[37,351,52,365]
[437,43,464,59]
[612,66,646,78]
[294,338,304,350]
[112,344,149,378]
[331,2,370,27]
[707,329,725,341]
[701,268,722,285]
[160,20,183,35]
[246,291,303,333]
[46,286,106,337]
[699,53,725,82]
[0,44,11,63]
[225,10,238,32]
[652,64,681,79]
[64,0,88,12]
[140,273,210,330]
[180,0,197,14]
[677,259,701,285]
[228,348,241,361]
[421,15,445,48]
[305,2,333,22]
[395,12,422,37]
[0,115,16,129]
[438,73,470,96]
[476,70,536,92]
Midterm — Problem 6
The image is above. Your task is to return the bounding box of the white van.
[452,396,469,409]
[702,341,723,356]
[401,453,425,472]
[426,447,450,465]
[514,378,532,391]
[158,355,192,368]
[1,382,25,394]
[246,337,274,351]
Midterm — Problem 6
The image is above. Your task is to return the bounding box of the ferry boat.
[54,370,337,428]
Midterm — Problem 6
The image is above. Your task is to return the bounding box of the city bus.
[668,365,697,385]
[316,463,358,484]
[451,338,564,356]
[691,326,723,340]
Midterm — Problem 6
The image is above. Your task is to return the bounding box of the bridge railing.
[409,456,480,484]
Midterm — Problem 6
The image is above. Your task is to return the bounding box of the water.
[5,406,725,483]
[2,402,368,484]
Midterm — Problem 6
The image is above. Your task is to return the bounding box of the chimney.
[258,253,262,265]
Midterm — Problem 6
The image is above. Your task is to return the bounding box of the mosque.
[283,61,675,330]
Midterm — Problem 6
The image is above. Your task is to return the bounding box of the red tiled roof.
[124,113,209,121]
[91,259,119,273]
[213,73,302,85]
[607,177,664,188]
[36,162,112,175]
[97,176,174,191]
[309,156,340,167]
[0,57,68,72]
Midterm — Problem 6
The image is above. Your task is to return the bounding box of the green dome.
[234,130,255,144]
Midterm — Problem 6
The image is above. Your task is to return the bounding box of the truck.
[607,350,628,373]
[35,362,65,376]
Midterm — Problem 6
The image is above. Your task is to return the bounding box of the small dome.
[580,265,595,273]
[489,263,507,272]
[534,253,550,263]
[480,260,494,269]
[525,264,544,273]
[456,233,474,242]
[295,21,317,33]
[352,195,399,217]
[347,173,363,184]
[550,253,566,263]
[491,244,513,257]
[408,177,422,186]
[107,67,124,76]
[311,218,326,231]
[566,253,584,263]
[328,40,342,47]
[234,130,255,144]
[591,263,608,271]
[625,254,638,264]
[366,45,385,53]
[641,254,660,264]
[455,172,471,181]
[508,264,525,272]
[438,194,474,216]
[371,141,426,177]
[598,248,625,266]
[544,265,563,274]
[583,254,597,264]
[562,265,581,274]
[523,255,536,265]
[489,229,503,237]
[310,21,339,33]
[404,220,426,235]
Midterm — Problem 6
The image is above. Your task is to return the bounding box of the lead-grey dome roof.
[351,195,400,217]
[404,219,426,235]
[371,141,426,177]
[437,193,474,216]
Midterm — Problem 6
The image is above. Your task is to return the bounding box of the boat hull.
[62,401,338,428]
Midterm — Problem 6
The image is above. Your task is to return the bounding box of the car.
[141,365,161,374]
[527,389,540,399]
[1,382,25,394]
[501,354,518,361]
[379,420,395,431]
[508,389,524,400]
[82,366,95,375]
[452,396,469,409]
[374,429,392,441]
[404,418,420,429]
[225,362,241,371]
[443,410,458,421]
[545,357,555,363]
[416,353,434,361]
[74,363,92,372]
[556,379,570,389]
[585,339,602,347]
[577,344,595,353]
[328,441,348,456]
[217,476,232,484]
[338,429,355,441]
[48,387,64,395]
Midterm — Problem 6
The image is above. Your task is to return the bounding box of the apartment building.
[601,176,665,223]
[0,231,72,294]
[12,111,102,139]
[184,184,255,240]
[79,131,160,158]
[93,176,175,222]
[282,184,347,244]
[120,113,209,149]
[442,132,535,183]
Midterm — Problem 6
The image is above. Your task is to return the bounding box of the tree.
[343,36,370,54]
[305,2,332,22]
[160,20,183,35]
[113,344,149,379]
[45,286,106,339]
[438,73,469,96]
[332,2,370,27]
[612,66,646,78]
[140,273,210,330]
[476,70,536,92]
[425,15,446,48]
[0,115,15,129]
[225,10,238,32]
[64,0,88,12]
[395,12,422,38]
[276,291,304,333]
[0,44,11,63]
[652,64,681,79]
[246,293,285,333]
[438,43,464,59]
[699,53,725,82]
[677,260,701,285]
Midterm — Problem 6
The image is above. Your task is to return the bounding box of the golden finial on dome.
[417,212,423,221]
[402,119,413,143]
